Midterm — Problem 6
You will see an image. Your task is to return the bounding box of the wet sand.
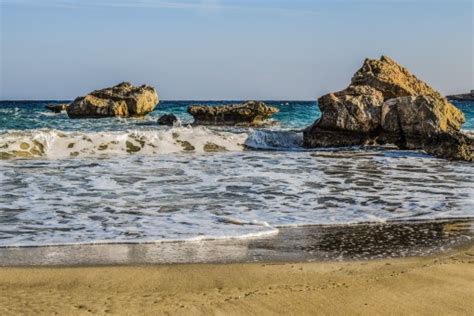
[0,243,473,315]
[1,220,473,265]
[1,221,473,315]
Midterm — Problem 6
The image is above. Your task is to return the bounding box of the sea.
[0,100,473,247]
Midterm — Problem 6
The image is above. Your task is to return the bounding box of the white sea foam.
[0,127,317,159]
[244,129,303,150]
[39,112,68,118]
[0,127,248,159]
[0,150,473,247]
[462,129,474,139]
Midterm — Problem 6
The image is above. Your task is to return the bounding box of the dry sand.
[1,243,473,315]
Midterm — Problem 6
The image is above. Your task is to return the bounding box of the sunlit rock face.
[304,56,471,161]
[67,82,158,118]
[188,101,279,126]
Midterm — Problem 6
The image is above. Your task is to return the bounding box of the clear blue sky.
[0,0,472,100]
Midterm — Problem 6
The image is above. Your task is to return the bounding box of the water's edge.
[1,101,473,248]
[1,219,472,266]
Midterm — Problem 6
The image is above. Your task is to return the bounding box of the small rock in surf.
[157,113,178,126]
[45,103,69,113]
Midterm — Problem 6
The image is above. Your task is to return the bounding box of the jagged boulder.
[382,95,458,136]
[67,82,158,118]
[304,56,471,161]
[188,101,278,126]
[351,56,439,99]
[381,96,471,160]
[351,56,464,131]
[316,85,384,132]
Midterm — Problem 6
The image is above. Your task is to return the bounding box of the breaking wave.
[244,129,303,150]
[0,127,311,159]
[0,127,249,159]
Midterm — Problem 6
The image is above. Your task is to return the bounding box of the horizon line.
[0,99,318,102]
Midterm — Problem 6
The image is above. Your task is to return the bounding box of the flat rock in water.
[303,56,471,161]
[187,101,278,126]
[67,82,158,118]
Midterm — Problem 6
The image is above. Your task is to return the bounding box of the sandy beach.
[2,1,474,316]
[1,241,473,315]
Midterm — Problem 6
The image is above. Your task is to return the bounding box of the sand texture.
[1,243,473,315]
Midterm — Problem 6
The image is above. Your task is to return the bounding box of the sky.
[0,0,472,100]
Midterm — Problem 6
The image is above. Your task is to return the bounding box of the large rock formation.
[67,82,158,118]
[304,56,471,161]
[188,101,279,126]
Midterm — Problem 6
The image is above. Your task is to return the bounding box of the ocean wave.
[0,127,312,159]
[0,127,249,159]
[0,226,280,248]
[462,129,474,139]
[244,129,303,150]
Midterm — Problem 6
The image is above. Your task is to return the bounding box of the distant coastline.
[447,91,474,102]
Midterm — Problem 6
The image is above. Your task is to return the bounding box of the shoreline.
[1,219,473,266]
[1,241,473,315]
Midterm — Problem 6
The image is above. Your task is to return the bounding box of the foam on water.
[0,127,248,159]
[0,100,473,247]
[0,150,473,247]
[244,129,304,150]
[0,127,324,159]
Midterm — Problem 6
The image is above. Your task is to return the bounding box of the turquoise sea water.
[0,100,473,132]
[0,101,320,132]
[0,100,473,247]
